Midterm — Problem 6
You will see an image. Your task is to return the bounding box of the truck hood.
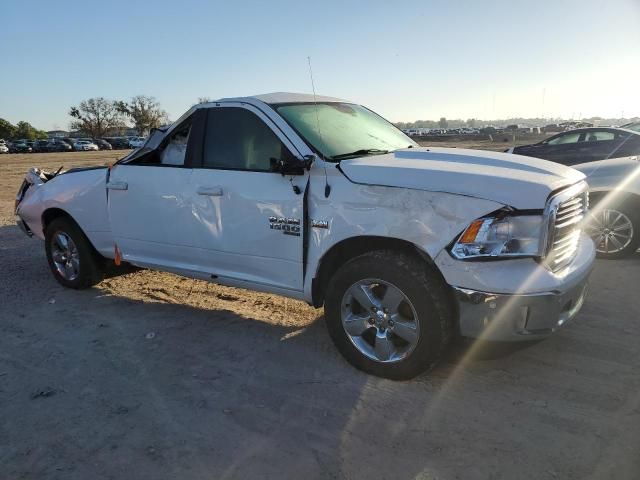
[338,147,585,209]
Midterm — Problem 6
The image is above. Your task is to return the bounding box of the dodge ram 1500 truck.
[15,92,595,379]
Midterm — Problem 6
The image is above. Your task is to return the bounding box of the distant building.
[47,130,70,138]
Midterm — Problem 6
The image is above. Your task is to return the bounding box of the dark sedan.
[509,127,640,166]
[33,140,51,153]
[104,137,131,149]
[9,141,32,153]
[92,138,113,150]
[47,139,73,152]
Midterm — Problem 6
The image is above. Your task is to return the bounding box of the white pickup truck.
[15,93,595,379]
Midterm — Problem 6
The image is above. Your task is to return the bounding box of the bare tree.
[196,96,212,104]
[69,97,125,138]
[115,96,169,136]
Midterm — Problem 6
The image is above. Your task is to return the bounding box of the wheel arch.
[311,235,454,309]
[41,207,103,258]
[42,207,78,234]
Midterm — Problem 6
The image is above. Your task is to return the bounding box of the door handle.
[197,186,223,196]
[107,181,128,191]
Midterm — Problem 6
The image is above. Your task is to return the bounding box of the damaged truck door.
[108,103,307,293]
[107,115,197,270]
[187,104,307,292]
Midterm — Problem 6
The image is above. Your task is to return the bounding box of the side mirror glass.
[270,154,308,176]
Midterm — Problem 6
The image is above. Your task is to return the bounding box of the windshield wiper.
[330,149,390,161]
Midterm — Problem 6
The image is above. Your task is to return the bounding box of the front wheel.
[324,250,454,380]
[584,204,639,259]
[45,217,104,289]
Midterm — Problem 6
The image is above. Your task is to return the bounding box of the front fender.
[303,169,505,300]
[17,168,114,256]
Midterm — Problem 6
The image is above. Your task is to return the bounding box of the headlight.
[451,214,545,259]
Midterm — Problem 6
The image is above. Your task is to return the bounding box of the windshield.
[622,122,640,133]
[275,102,416,160]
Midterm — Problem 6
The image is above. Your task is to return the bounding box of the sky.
[1,0,639,131]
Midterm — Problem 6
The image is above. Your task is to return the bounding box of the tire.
[585,202,639,259]
[324,250,454,380]
[45,217,104,289]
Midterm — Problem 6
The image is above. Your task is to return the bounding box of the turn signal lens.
[459,219,485,243]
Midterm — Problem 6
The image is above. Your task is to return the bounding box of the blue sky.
[1,0,639,130]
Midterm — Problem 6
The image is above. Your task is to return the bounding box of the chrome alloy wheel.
[585,208,634,254]
[341,278,420,363]
[50,232,80,281]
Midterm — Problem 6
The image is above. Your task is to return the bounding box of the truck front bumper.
[437,234,595,341]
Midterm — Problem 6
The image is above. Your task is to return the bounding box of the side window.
[585,131,615,142]
[203,107,288,171]
[159,121,191,166]
[547,132,581,145]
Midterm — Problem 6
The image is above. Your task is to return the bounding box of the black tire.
[324,250,454,380]
[587,201,639,259]
[45,217,104,289]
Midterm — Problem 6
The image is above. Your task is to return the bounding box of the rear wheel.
[45,217,104,289]
[584,204,639,259]
[324,250,454,380]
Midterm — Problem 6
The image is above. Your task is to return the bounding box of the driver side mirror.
[270,152,313,176]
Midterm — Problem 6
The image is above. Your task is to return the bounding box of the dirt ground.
[1,150,639,480]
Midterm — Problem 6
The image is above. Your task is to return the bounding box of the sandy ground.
[1,150,639,479]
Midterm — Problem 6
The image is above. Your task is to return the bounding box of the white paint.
[16,93,595,328]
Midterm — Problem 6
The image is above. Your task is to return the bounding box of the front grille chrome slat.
[555,203,584,220]
[544,183,588,273]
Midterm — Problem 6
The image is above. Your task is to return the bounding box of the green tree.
[438,117,448,129]
[69,97,125,138]
[0,118,16,139]
[14,121,47,140]
[115,95,168,135]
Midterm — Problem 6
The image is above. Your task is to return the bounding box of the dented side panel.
[16,168,114,257]
[302,163,504,300]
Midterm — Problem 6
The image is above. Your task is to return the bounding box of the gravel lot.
[1,151,639,479]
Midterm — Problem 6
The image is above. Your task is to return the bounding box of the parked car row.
[0,136,146,153]
[402,126,517,136]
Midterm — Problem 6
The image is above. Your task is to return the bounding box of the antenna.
[307,56,331,198]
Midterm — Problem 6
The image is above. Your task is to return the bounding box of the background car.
[47,139,73,152]
[574,155,640,259]
[0,143,8,154]
[128,136,146,148]
[104,137,131,149]
[62,137,77,150]
[74,140,99,151]
[33,140,51,153]
[509,127,640,166]
[9,141,32,153]
[92,138,113,150]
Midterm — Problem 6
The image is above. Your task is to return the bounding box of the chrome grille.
[544,183,588,273]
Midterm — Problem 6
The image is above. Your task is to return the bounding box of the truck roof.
[246,92,348,104]
[165,92,352,140]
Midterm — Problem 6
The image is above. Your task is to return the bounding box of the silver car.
[575,155,640,258]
